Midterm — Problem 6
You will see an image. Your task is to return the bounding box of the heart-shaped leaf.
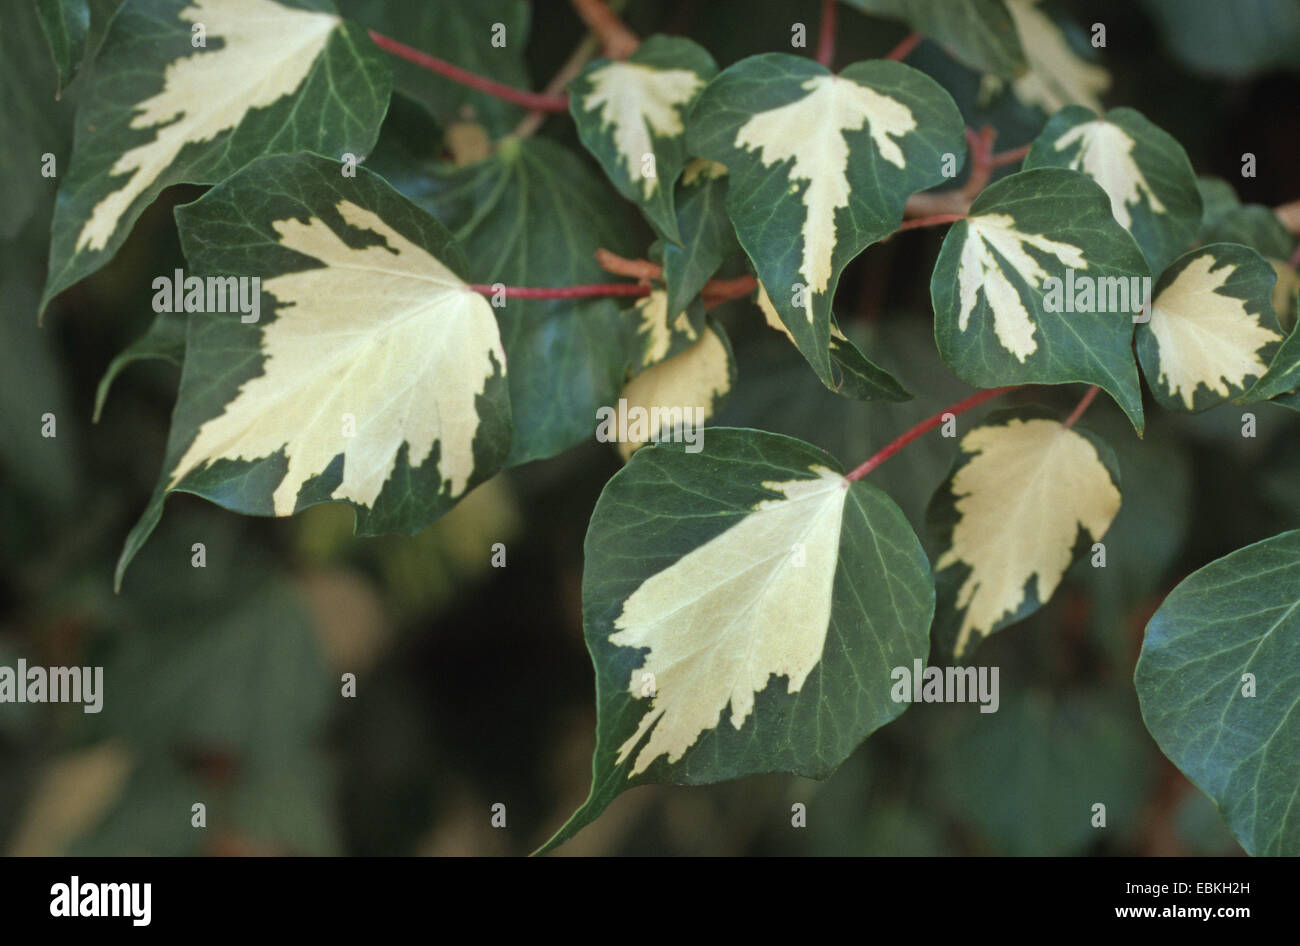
[1137,243,1281,411]
[116,152,510,588]
[928,406,1121,661]
[538,428,934,852]
[570,35,717,243]
[1136,529,1300,855]
[932,168,1149,432]
[688,54,964,390]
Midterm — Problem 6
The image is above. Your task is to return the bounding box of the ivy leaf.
[756,282,910,401]
[614,319,735,460]
[1196,175,1241,227]
[40,0,391,317]
[841,0,1027,79]
[116,153,511,588]
[1024,106,1202,275]
[538,428,934,852]
[627,289,706,373]
[928,406,1121,661]
[661,159,739,317]
[569,35,717,243]
[375,135,638,466]
[1137,243,1282,412]
[93,308,186,422]
[1001,0,1108,114]
[932,168,1149,433]
[1135,529,1300,856]
[687,54,964,390]
[338,0,529,138]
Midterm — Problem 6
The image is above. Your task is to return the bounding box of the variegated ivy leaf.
[687,54,964,391]
[1024,106,1201,275]
[932,168,1149,432]
[570,35,717,243]
[35,0,94,93]
[1136,529,1300,855]
[615,320,735,460]
[40,0,391,317]
[1136,243,1282,412]
[661,159,739,317]
[538,428,933,852]
[628,289,706,372]
[757,282,909,401]
[115,153,510,589]
[842,0,1027,79]
[1001,0,1108,114]
[928,407,1121,661]
[367,128,638,466]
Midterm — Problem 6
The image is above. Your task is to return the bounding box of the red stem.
[844,387,1016,481]
[885,32,923,61]
[469,283,649,299]
[817,0,838,68]
[368,30,570,112]
[1288,241,1300,270]
[991,144,1031,168]
[1063,385,1100,428]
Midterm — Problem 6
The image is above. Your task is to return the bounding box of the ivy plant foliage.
[40,0,392,317]
[116,153,511,588]
[540,428,934,852]
[1135,529,1300,856]
[661,159,739,317]
[35,0,94,92]
[840,0,1028,80]
[1137,243,1282,412]
[687,54,965,395]
[927,406,1122,661]
[932,168,1150,433]
[1023,106,1202,275]
[374,133,639,466]
[569,35,718,244]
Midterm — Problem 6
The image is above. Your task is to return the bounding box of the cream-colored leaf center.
[582,61,703,199]
[1006,0,1109,113]
[170,200,505,515]
[633,289,698,366]
[957,213,1088,362]
[937,418,1120,656]
[619,325,731,459]
[611,467,848,775]
[1148,253,1282,408]
[77,0,339,253]
[1054,120,1164,229]
[734,75,916,297]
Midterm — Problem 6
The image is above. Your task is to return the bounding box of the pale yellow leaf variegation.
[610,467,849,775]
[170,200,505,515]
[1053,121,1164,229]
[734,76,916,298]
[1003,0,1108,113]
[582,61,704,199]
[618,324,731,460]
[1148,254,1283,408]
[957,214,1088,361]
[756,280,847,344]
[78,0,340,252]
[937,418,1120,656]
[632,289,698,367]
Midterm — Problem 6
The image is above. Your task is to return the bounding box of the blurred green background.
[2,0,1297,855]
